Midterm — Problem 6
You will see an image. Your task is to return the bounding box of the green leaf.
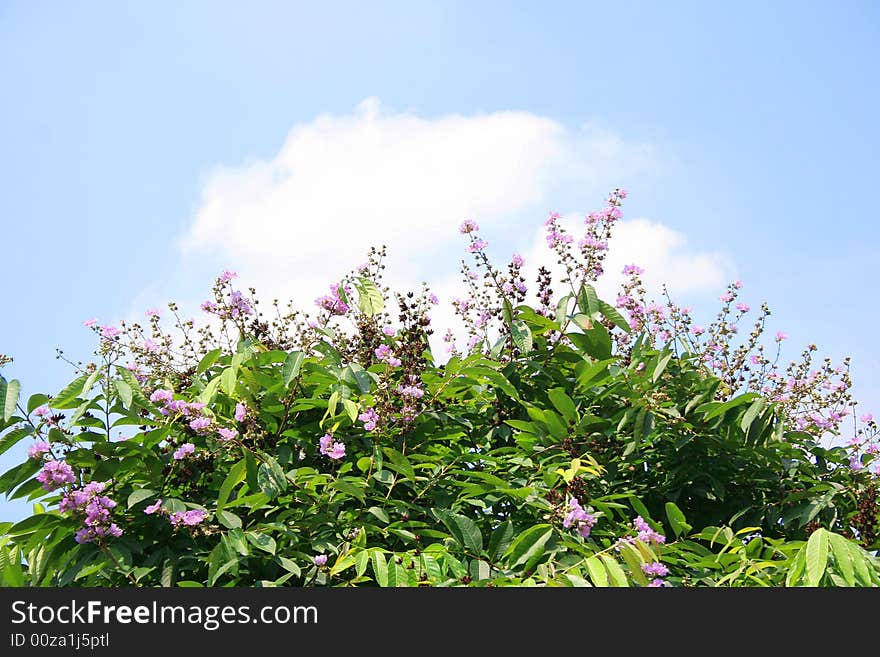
[127,489,157,509]
[1,379,20,422]
[665,502,692,539]
[740,398,765,433]
[547,388,577,423]
[217,459,247,511]
[246,531,276,555]
[619,543,649,586]
[216,510,242,529]
[600,554,629,587]
[384,448,415,482]
[355,278,384,316]
[342,399,359,423]
[0,427,32,458]
[577,283,601,318]
[599,301,631,333]
[653,352,674,383]
[257,457,288,500]
[221,367,237,396]
[487,520,515,562]
[436,510,483,554]
[805,528,829,587]
[555,294,572,323]
[51,373,90,409]
[828,532,855,587]
[503,524,553,568]
[371,551,389,587]
[114,379,133,408]
[196,348,223,375]
[510,320,533,353]
[585,556,608,587]
[198,375,222,405]
[282,351,305,387]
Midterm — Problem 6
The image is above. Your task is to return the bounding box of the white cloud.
[172,98,730,353]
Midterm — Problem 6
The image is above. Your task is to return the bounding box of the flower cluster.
[27,440,51,459]
[36,459,76,491]
[170,508,207,527]
[318,433,346,460]
[562,497,597,538]
[60,481,123,544]
[315,283,351,316]
[358,407,379,431]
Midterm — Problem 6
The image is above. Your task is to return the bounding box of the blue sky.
[1,1,878,521]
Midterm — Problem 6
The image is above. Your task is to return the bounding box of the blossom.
[313,555,328,567]
[749,355,762,365]
[83,318,98,327]
[776,331,789,341]
[468,239,489,253]
[145,308,160,317]
[27,440,51,459]
[397,384,424,399]
[719,293,734,303]
[315,284,350,315]
[428,293,439,305]
[217,427,239,441]
[149,389,174,404]
[733,279,743,289]
[736,303,750,312]
[33,405,50,417]
[235,402,248,422]
[359,407,379,431]
[860,413,873,424]
[201,300,218,313]
[511,253,524,267]
[459,219,479,234]
[36,460,76,491]
[189,417,212,433]
[642,562,669,577]
[318,433,346,460]
[218,270,238,283]
[375,344,401,367]
[228,290,253,317]
[143,338,159,353]
[144,499,163,515]
[170,509,207,527]
[173,443,195,460]
[623,264,644,276]
[692,326,706,336]
[634,516,666,544]
[647,578,668,587]
[849,455,864,471]
[100,325,121,339]
[382,325,396,337]
[562,497,597,539]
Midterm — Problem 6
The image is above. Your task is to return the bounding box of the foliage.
[1,190,878,587]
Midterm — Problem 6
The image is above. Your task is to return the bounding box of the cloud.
[172,98,730,352]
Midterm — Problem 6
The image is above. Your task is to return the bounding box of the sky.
[1,1,878,522]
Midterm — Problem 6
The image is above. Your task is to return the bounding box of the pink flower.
[33,405,50,417]
[217,427,239,441]
[36,460,76,491]
[468,239,488,253]
[692,326,705,336]
[149,389,173,404]
[382,326,396,337]
[512,253,524,267]
[144,499,163,515]
[143,339,159,353]
[313,554,328,567]
[776,331,789,341]
[860,413,873,423]
[27,441,51,459]
[849,455,864,471]
[189,417,211,433]
[145,308,160,317]
[428,293,439,305]
[719,293,734,303]
[218,270,238,283]
[733,280,743,289]
[100,325,121,339]
[234,402,247,422]
[459,219,479,234]
[173,443,195,460]
[318,433,346,460]
[623,264,644,276]
[83,318,98,327]
[170,509,207,527]
[736,303,750,312]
